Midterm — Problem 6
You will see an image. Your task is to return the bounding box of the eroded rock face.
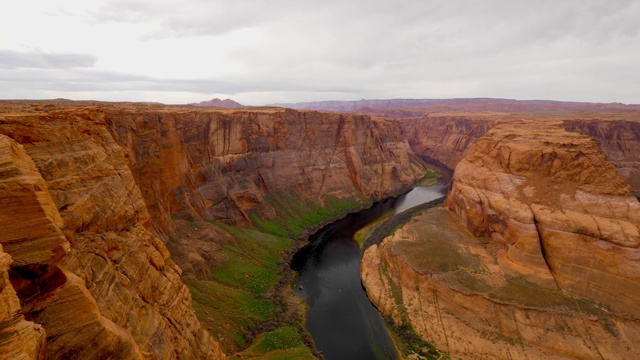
[400,116,495,169]
[399,114,640,195]
[0,109,224,359]
[362,208,640,359]
[0,244,46,360]
[103,107,426,233]
[0,135,69,267]
[446,124,640,315]
[362,124,640,359]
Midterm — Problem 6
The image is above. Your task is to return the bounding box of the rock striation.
[0,101,425,358]
[399,114,640,195]
[0,107,225,359]
[446,123,640,314]
[0,243,46,360]
[103,106,426,234]
[362,124,640,359]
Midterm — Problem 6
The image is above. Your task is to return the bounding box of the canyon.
[1,98,640,359]
[362,123,640,359]
[0,101,426,359]
[280,98,640,195]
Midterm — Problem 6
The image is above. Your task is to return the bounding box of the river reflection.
[291,180,447,360]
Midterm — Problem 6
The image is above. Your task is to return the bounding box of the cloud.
[0,67,359,96]
[2,0,640,104]
[0,50,97,69]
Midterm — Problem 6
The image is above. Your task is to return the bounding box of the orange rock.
[0,135,69,266]
[0,244,46,360]
[446,123,640,316]
[0,101,424,359]
[363,207,640,359]
[399,114,640,195]
[0,107,225,359]
[363,124,640,359]
[103,107,426,233]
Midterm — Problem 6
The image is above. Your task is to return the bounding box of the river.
[291,180,448,360]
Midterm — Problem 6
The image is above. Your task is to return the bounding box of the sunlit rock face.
[363,123,640,359]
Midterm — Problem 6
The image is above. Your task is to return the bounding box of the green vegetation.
[185,278,276,347]
[210,223,290,295]
[378,260,447,360]
[250,326,304,354]
[415,169,442,187]
[353,212,392,248]
[250,190,366,238]
[181,191,368,357]
[183,223,291,350]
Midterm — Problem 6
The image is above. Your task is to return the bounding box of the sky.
[1,0,639,105]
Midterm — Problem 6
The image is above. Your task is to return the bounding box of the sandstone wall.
[362,209,640,359]
[103,107,426,233]
[399,115,640,194]
[445,124,640,316]
[0,108,224,359]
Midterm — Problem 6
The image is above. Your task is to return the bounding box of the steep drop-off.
[362,124,640,359]
[0,101,427,358]
[102,106,426,233]
[0,105,225,359]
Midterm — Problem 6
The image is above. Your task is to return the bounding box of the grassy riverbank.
[171,192,372,358]
[173,170,444,358]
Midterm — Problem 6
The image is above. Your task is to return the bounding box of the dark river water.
[291,181,448,360]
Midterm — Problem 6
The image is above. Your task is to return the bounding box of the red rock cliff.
[102,106,426,233]
[363,123,640,359]
[399,113,640,194]
[0,105,225,359]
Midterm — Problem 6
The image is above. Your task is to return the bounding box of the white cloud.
[1,0,639,104]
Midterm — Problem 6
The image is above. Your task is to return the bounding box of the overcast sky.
[1,0,639,105]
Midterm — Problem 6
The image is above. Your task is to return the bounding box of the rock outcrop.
[362,124,640,359]
[0,244,46,360]
[399,114,640,195]
[399,115,495,169]
[0,108,224,359]
[446,124,640,314]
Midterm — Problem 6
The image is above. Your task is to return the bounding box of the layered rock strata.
[0,244,46,360]
[363,124,640,359]
[102,106,426,233]
[399,114,640,194]
[446,124,640,314]
[0,109,224,359]
[0,101,425,358]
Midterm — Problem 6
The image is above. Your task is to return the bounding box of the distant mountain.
[271,98,640,113]
[189,98,244,108]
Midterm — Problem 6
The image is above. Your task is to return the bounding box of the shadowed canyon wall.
[362,123,640,359]
[0,102,426,359]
